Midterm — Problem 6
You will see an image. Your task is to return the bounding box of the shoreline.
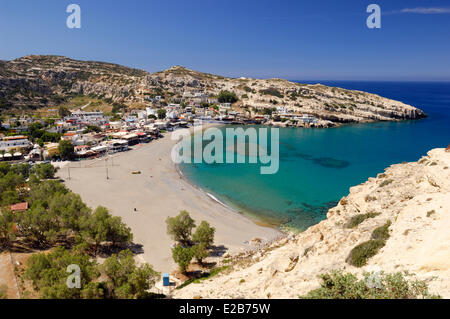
[58,127,282,272]
[175,123,288,230]
[175,163,281,230]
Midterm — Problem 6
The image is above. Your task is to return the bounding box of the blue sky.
[1,0,449,81]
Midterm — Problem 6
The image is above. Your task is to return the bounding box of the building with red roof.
[10,202,28,212]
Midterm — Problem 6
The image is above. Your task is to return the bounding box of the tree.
[166,210,196,245]
[58,106,71,118]
[106,214,133,246]
[102,249,159,299]
[25,246,100,299]
[0,208,16,250]
[191,243,208,265]
[172,245,194,274]
[48,192,91,233]
[58,140,74,160]
[16,202,60,246]
[0,189,20,206]
[217,91,238,104]
[157,109,166,119]
[28,180,69,205]
[192,221,215,248]
[11,163,31,179]
[83,206,133,252]
[31,163,58,180]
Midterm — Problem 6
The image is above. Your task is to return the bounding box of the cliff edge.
[174,148,450,298]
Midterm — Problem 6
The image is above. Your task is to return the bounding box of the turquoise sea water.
[180,82,450,231]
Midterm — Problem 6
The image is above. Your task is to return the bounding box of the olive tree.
[166,210,196,245]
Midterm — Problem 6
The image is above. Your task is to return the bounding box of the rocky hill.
[174,148,450,298]
[0,55,426,124]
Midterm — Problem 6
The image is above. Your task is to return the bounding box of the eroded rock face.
[0,55,426,124]
[174,148,450,299]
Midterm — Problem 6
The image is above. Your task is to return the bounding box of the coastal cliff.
[0,55,426,125]
[174,148,450,298]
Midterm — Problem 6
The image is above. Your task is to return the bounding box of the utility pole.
[68,166,71,180]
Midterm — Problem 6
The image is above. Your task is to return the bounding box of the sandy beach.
[58,128,282,272]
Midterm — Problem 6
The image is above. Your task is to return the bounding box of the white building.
[297,114,318,124]
[0,136,31,152]
[70,110,104,121]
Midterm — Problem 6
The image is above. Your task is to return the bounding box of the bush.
[346,240,385,267]
[301,271,440,299]
[175,266,231,290]
[379,179,393,187]
[371,220,391,240]
[345,212,381,229]
[217,91,238,104]
[259,87,284,98]
[346,221,391,267]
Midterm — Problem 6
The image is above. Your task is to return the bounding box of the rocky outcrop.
[174,148,450,299]
[0,55,426,124]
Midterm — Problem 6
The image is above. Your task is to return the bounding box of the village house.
[10,202,28,213]
[0,135,31,152]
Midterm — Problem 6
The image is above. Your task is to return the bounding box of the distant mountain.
[0,55,426,123]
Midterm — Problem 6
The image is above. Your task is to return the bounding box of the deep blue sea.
[180,82,450,231]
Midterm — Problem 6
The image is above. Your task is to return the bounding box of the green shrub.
[379,179,393,187]
[259,88,284,98]
[300,271,440,299]
[217,91,238,104]
[175,266,231,290]
[347,221,391,267]
[371,220,391,240]
[345,212,381,228]
[346,239,386,267]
